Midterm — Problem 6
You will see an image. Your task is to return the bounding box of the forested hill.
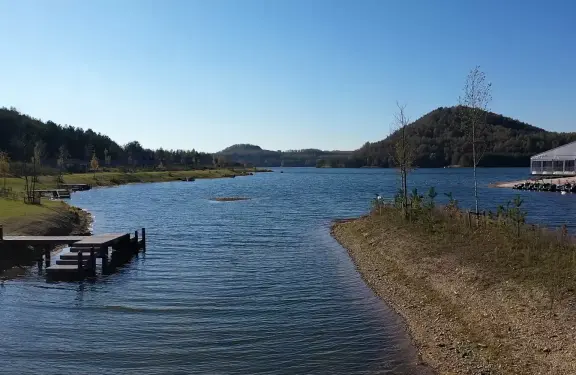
[217,144,352,167]
[220,144,263,153]
[346,106,576,168]
[0,107,213,169]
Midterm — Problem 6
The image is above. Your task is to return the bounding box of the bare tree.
[90,152,99,177]
[57,145,69,183]
[391,102,415,219]
[127,152,133,169]
[26,141,45,203]
[0,151,10,192]
[104,148,112,167]
[10,135,31,201]
[458,66,492,215]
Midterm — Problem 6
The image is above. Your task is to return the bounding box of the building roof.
[531,141,576,160]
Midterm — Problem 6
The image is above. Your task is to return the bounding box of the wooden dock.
[34,189,71,199]
[58,183,91,192]
[0,227,146,281]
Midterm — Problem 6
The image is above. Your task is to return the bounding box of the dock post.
[89,247,96,276]
[44,246,51,268]
[134,230,139,253]
[37,246,43,271]
[141,228,146,252]
[77,250,83,271]
[100,246,108,274]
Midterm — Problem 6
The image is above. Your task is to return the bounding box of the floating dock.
[0,227,146,281]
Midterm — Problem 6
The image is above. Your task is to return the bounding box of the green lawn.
[61,169,241,186]
[1,168,257,192]
[0,198,62,218]
[0,198,69,235]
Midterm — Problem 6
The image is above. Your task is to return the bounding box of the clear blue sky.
[1,0,574,152]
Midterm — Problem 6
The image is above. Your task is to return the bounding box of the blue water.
[1,168,574,374]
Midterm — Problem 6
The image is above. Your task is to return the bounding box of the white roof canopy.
[531,141,576,160]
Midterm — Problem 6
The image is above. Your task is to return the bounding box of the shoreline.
[492,175,576,188]
[331,215,576,375]
[1,167,264,274]
[60,168,269,187]
[0,204,92,275]
[331,218,442,374]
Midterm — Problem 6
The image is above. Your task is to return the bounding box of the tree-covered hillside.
[217,144,351,167]
[220,144,263,153]
[345,106,576,168]
[0,107,214,169]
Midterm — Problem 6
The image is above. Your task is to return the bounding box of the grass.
[0,198,62,218]
[63,169,246,186]
[1,167,259,191]
[0,198,84,236]
[372,201,576,299]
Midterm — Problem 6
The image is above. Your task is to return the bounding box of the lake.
[1,168,574,374]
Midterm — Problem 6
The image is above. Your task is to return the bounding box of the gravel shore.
[332,215,576,375]
[492,176,576,188]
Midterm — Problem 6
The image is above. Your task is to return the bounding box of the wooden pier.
[0,227,146,281]
[34,189,71,199]
[31,184,91,201]
[57,183,91,192]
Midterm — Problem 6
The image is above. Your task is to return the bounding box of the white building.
[530,141,576,175]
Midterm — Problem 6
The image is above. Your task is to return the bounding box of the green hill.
[220,144,263,153]
[348,106,576,168]
[217,145,351,167]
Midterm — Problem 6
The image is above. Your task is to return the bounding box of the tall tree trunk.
[31,161,37,203]
[402,167,408,218]
[472,123,479,215]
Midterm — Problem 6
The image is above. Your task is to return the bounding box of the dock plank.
[46,264,84,272]
[60,252,93,260]
[2,233,129,247]
[2,236,86,245]
[73,233,129,247]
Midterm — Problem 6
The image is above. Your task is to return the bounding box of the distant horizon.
[2,103,565,154]
[1,1,574,152]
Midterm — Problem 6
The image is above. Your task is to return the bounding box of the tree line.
[0,107,216,171]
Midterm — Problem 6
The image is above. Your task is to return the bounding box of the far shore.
[492,175,576,188]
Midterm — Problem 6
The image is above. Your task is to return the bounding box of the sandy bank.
[332,215,576,375]
[492,176,576,188]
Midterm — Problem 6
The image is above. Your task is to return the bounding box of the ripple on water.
[2,168,566,374]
